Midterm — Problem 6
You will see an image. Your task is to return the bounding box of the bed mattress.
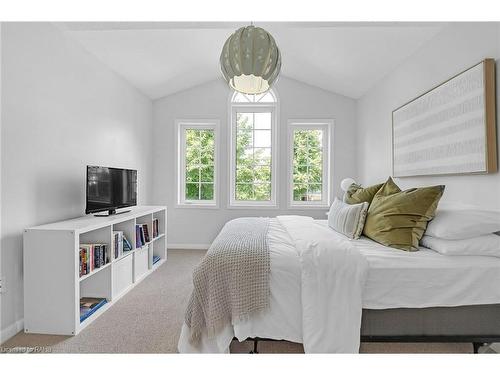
[233,219,500,344]
[179,217,500,351]
[314,220,500,309]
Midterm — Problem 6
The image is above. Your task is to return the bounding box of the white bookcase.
[23,206,167,335]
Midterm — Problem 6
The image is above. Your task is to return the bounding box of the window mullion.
[198,130,202,200]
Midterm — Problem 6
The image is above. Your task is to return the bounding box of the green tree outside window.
[185,129,215,201]
[292,129,323,202]
[235,112,272,201]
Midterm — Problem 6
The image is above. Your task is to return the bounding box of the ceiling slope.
[59,22,446,99]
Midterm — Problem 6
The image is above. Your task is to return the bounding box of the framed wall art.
[392,59,497,177]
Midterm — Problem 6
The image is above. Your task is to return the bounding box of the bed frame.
[234,304,500,353]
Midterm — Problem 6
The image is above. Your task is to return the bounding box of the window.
[229,90,278,207]
[288,120,332,208]
[177,120,219,207]
[232,91,276,103]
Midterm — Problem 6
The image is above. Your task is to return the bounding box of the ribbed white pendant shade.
[220,25,281,94]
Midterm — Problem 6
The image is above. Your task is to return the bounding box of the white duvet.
[178,215,368,353]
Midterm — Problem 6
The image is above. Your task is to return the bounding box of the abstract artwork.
[392,59,497,177]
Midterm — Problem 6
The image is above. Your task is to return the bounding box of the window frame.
[229,91,279,208]
[176,119,220,208]
[287,119,333,209]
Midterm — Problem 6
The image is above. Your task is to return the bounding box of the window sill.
[175,203,219,209]
[228,203,278,210]
[288,204,331,210]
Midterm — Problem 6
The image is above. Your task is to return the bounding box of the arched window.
[231,90,277,103]
[229,89,278,207]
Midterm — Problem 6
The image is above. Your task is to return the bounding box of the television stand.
[94,209,131,217]
[24,205,167,335]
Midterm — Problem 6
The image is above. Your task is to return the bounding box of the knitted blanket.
[184,217,270,344]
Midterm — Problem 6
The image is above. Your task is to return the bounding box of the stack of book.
[79,244,109,277]
[112,231,133,259]
[152,255,161,265]
[136,224,151,248]
[152,218,159,238]
[80,297,107,322]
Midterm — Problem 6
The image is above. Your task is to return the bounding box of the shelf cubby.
[79,226,112,247]
[80,263,112,302]
[153,210,166,238]
[152,235,166,267]
[112,218,136,254]
[136,213,152,246]
[134,244,150,282]
[113,253,134,299]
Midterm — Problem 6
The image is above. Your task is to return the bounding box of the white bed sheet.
[244,219,500,343]
[231,218,303,344]
[179,218,500,352]
[248,218,500,340]
[179,218,303,352]
[316,220,500,309]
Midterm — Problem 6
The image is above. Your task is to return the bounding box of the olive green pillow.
[345,182,383,204]
[363,177,445,251]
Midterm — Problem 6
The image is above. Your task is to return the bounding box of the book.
[152,218,159,238]
[80,244,93,276]
[140,225,146,244]
[79,243,109,277]
[113,231,124,259]
[94,244,99,269]
[143,224,151,243]
[79,249,83,277]
[104,244,109,264]
[136,225,142,248]
[123,235,132,251]
[135,224,149,247]
[82,249,86,276]
[79,297,107,323]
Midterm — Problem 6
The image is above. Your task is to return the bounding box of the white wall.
[0,22,3,344]
[152,76,357,246]
[1,23,153,342]
[357,23,500,208]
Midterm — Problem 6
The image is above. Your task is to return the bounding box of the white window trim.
[228,102,279,208]
[175,119,220,209]
[287,119,333,209]
[231,90,278,103]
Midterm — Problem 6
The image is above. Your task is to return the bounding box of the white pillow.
[327,198,369,239]
[425,208,500,240]
[420,234,500,257]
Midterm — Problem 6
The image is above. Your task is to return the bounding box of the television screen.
[86,166,137,214]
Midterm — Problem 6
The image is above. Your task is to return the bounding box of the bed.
[178,216,500,353]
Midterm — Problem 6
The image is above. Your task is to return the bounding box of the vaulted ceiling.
[58,22,446,100]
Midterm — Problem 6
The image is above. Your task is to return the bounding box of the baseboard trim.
[168,243,210,250]
[1,318,24,345]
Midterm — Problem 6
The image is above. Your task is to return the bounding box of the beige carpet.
[0,249,494,354]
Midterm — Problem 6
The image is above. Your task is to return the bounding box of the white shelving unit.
[23,206,167,335]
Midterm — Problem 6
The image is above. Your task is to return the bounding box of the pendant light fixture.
[220,24,281,95]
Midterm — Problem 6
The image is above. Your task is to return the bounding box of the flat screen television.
[86,166,137,215]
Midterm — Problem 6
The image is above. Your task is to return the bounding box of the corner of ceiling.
[355,22,451,103]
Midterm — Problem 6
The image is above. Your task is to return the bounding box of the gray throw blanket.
[185,217,271,344]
